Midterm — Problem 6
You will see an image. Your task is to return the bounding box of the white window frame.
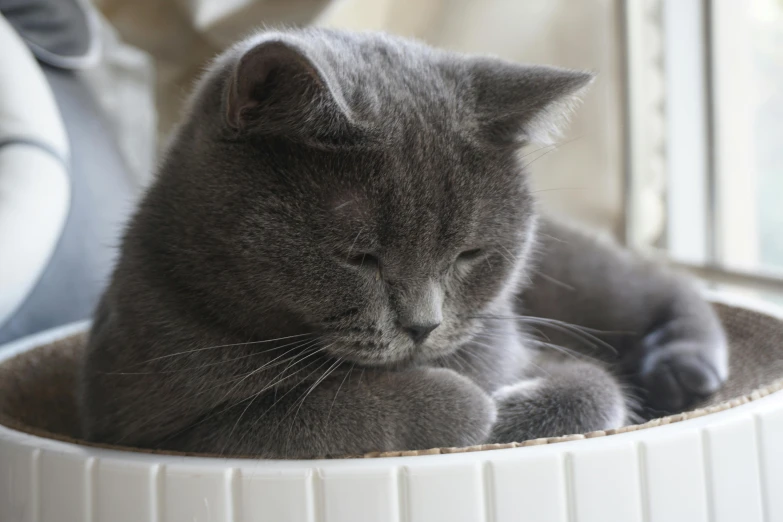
[623,0,783,296]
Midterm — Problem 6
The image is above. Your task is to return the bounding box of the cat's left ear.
[470,60,594,147]
[224,38,354,140]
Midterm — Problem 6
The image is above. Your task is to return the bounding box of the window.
[625,0,783,299]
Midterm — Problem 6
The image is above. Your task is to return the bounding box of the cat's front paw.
[392,368,497,449]
[638,327,728,412]
[489,361,627,443]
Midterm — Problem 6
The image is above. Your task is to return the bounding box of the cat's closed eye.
[456,248,484,263]
[345,253,380,269]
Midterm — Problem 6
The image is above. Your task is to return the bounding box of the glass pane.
[713,0,783,275]
[753,1,783,273]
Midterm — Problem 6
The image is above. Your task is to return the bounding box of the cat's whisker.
[445,351,467,373]
[468,313,620,355]
[333,198,358,211]
[289,357,343,419]
[471,339,553,377]
[178,342,327,413]
[520,135,583,171]
[518,143,558,161]
[247,347,340,432]
[498,245,519,264]
[539,232,567,244]
[155,355,326,450]
[477,325,551,344]
[115,345,329,447]
[218,341,334,456]
[522,319,616,355]
[325,362,354,429]
[478,328,550,346]
[126,332,317,368]
[498,314,617,335]
[105,338,320,375]
[219,383,267,457]
[535,328,552,342]
[473,319,612,364]
[215,342,329,403]
[346,223,368,261]
[520,147,558,171]
[281,357,344,454]
[523,316,632,344]
[453,351,483,377]
[158,343,338,448]
[525,135,582,158]
[534,271,576,292]
[276,340,322,377]
[528,339,597,363]
[495,248,515,265]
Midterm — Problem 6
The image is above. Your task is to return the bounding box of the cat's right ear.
[225,40,352,139]
[469,59,594,148]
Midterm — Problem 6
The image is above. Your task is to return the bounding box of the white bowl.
[1,293,782,522]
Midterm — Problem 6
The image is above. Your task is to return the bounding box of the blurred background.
[0,0,781,342]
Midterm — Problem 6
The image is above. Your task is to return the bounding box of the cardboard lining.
[1,302,781,459]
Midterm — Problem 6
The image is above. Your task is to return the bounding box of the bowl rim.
[1,290,782,468]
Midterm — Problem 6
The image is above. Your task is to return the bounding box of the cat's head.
[147,29,591,366]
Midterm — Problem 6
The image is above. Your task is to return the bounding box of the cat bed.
[1,293,782,522]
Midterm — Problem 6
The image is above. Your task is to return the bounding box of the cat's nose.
[403,322,440,344]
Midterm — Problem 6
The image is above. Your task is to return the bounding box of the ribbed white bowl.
[1,293,782,522]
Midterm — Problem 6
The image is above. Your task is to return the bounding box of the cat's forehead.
[324,142,477,199]
[319,146,522,240]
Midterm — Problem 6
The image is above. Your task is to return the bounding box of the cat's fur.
[80,29,728,457]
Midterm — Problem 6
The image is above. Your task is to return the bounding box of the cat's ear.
[470,60,594,147]
[225,39,352,138]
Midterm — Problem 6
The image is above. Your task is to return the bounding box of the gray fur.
[79,29,727,457]
[490,361,627,443]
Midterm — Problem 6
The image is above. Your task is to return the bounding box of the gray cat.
[80,29,728,458]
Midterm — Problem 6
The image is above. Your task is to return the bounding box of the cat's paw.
[637,331,728,412]
[391,368,497,449]
[489,361,627,443]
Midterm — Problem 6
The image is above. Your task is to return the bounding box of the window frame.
[623,0,783,295]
